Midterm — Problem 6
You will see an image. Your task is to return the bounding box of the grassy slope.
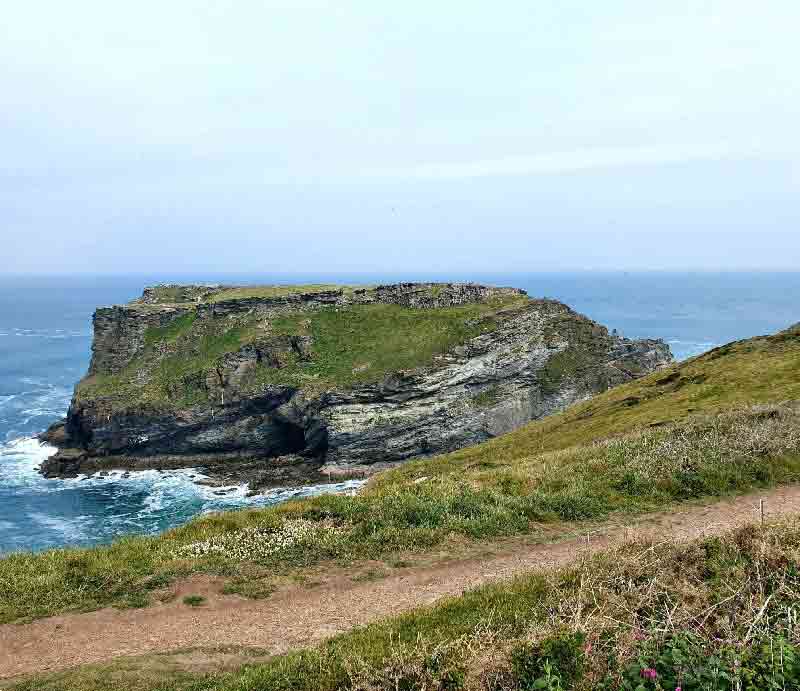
[12,520,800,691]
[381,323,800,487]
[254,300,516,392]
[2,327,799,627]
[77,296,526,408]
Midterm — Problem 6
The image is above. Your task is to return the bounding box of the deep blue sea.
[1,272,798,554]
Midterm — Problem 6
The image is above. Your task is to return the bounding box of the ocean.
[1,272,798,554]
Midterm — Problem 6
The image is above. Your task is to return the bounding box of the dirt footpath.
[2,486,799,680]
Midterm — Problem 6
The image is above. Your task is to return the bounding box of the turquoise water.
[1,272,797,553]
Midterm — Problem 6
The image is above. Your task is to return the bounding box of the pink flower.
[640,667,658,680]
[676,687,682,691]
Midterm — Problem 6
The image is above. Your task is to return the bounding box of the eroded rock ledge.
[40,282,672,489]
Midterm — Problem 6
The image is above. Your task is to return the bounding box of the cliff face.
[41,283,672,487]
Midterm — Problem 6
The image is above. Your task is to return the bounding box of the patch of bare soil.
[2,486,799,681]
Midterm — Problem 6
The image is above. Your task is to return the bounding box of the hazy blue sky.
[2,1,798,274]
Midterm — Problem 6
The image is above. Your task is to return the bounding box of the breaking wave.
[0,436,364,554]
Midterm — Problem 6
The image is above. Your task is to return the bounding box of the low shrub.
[511,630,586,690]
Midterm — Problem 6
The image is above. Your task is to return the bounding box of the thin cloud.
[381,145,741,182]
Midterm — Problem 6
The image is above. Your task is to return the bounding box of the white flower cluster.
[173,519,344,561]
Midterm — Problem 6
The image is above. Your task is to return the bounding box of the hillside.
[378,320,800,490]
[2,323,800,688]
[2,323,797,625]
[39,282,670,484]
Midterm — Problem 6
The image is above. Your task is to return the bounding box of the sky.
[2,1,799,274]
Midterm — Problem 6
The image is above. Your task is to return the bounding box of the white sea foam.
[27,511,93,544]
[21,407,61,419]
[3,383,72,431]
[0,433,367,552]
[0,437,57,487]
[8,327,84,339]
[0,436,55,463]
[20,377,46,386]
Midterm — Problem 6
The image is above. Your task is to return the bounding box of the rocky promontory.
[41,282,672,488]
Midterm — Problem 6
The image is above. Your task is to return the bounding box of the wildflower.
[640,667,658,680]
[171,519,344,561]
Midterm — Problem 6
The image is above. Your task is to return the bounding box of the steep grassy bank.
[381,322,800,487]
[11,518,800,690]
[2,326,799,625]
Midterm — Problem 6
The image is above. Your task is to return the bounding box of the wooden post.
[760,498,765,525]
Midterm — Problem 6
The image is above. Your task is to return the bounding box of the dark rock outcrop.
[40,283,672,486]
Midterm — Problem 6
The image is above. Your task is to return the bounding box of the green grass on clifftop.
[77,296,526,409]
[252,302,508,392]
[3,326,800,627]
[206,285,363,302]
[139,284,365,305]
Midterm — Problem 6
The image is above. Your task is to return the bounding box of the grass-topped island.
[39,282,670,488]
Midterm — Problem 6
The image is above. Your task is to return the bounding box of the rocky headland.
[40,282,672,489]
